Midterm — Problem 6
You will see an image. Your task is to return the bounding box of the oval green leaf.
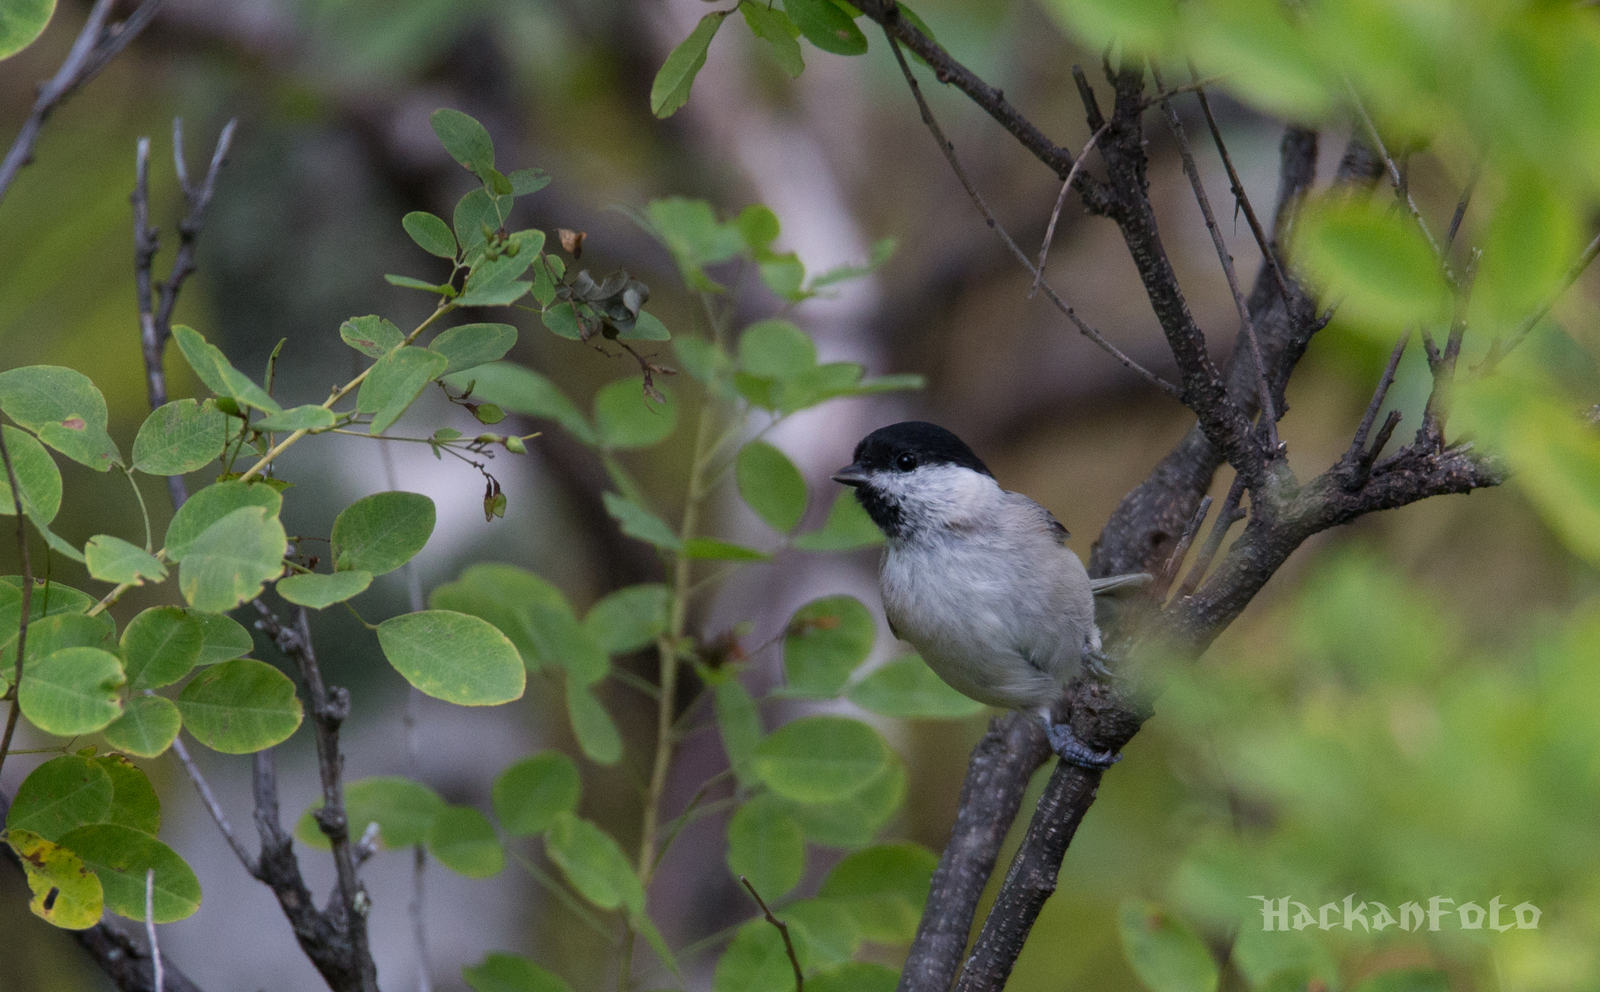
[581,583,668,655]
[103,695,182,758]
[377,610,525,706]
[493,751,581,836]
[0,364,122,470]
[331,491,436,575]
[1117,900,1220,992]
[0,425,62,522]
[186,609,254,665]
[403,210,458,258]
[132,399,230,475]
[738,318,816,377]
[602,492,682,551]
[429,806,505,878]
[430,108,494,175]
[429,323,519,375]
[793,489,883,551]
[593,377,676,450]
[727,795,805,901]
[19,646,125,735]
[5,754,113,841]
[543,811,643,913]
[651,11,729,118]
[176,658,303,753]
[737,440,807,532]
[782,595,874,698]
[753,715,891,803]
[0,0,55,61]
[817,842,937,943]
[178,506,288,613]
[57,823,202,923]
[171,326,282,415]
[85,534,167,586]
[340,315,406,358]
[121,606,203,690]
[463,952,577,992]
[356,346,449,435]
[164,479,283,562]
[254,404,337,432]
[296,776,447,850]
[846,655,987,719]
[277,570,373,609]
[440,362,594,444]
[93,754,161,834]
[566,679,622,765]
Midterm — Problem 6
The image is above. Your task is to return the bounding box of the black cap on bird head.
[831,422,992,536]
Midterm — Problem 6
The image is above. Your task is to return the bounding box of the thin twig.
[1441,249,1479,376]
[1485,228,1600,369]
[1029,121,1110,297]
[883,33,1180,398]
[739,876,802,992]
[0,428,35,783]
[1345,328,1411,475]
[1186,65,1292,304]
[1152,63,1280,453]
[146,870,165,992]
[169,737,257,874]
[1174,475,1247,601]
[1154,495,1212,599]
[1445,160,1482,251]
[1344,81,1452,282]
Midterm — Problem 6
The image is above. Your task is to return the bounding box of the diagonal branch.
[169,736,256,873]
[0,0,169,207]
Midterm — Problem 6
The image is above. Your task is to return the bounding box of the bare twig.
[1029,121,1111,297]
[1445,161,1481,250]
[170,736,257,874]
[0,0,168,207]
[1155,495,1213,599]
[882,34,1180,398]
[1344,81,1451,281]
[1175,475,1247,601]
[0,427,35,782]
[1153,63,1280,454]
[1485,228,1600,369]
[739,876,802,992]
[145,870,165,992]
[1343,330,1411,483]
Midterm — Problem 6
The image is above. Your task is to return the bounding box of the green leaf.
[674,336,734,390]
[543,811,643,913]
[684,538,771,561]
[0,0,55,61]
[3,829,104,930]
[741,1,804,76]
[754,715,892,803]
[810,237,897,288]
[430,806,505,877]
[603,492,683,551]
[759,255,808,302]
[121,606,203,690]
[385,274,453,295]
[0,576,95,618]
[647,197,744,291]
[582,584,668,655]
[793,490,883,551]
[429,323,519,375]
[715,680,764,787]
[253,405,337,432]
[566,679,623,765]
[177,658,303,753]
[5,755,113,841]
[178,506,288,613]
[1036,0,1177,53]
[442,362,595,444]
[594,377,677,449]
[783,897,861,968]
[509,169,551,196]
[738,319,816,378]
[817,842,936,942]
[1351,970,1451,992]
[1117,900,1220,992]
[56,823,201,923]
[455,188,506,254]
[186,609,253,665]
[296,776,446,850]
[93,754,161,834]
[340,315,407,358]
[1476,169,1580,325]
[0,610,113,688]
[493,752,581,836]
[727,795,805,901]
[457,240,541,307]
[651,11,730,118]
[617,310,671,342]
[131,399,230,477]
[277,570,373,609]
[170,326,283,415]
[356,346,449,435]
[378,610,526,706]
[0,425,62,522]
[807,963,898,992]
[785,0,867,55]
[463,953,576,992]
[1187,4,1328,119]
[331,491,436,575]
[847,655,987,719]
[0,365,123,470]
[102,695,182,758]
[737,441,808,532]
[19,647,124,735]
[1297,199,1449,331]
[431,107,495,176]
[541,301,583,340]
[782,596,874,698]
[714,917,808,992]
[429,563,608,683]
[404,210,459,258]
[84,535,167,586]
[26,507,84,562]
[164,480,282,562]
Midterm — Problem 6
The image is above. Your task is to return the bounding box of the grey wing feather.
[1089,573,1154,597]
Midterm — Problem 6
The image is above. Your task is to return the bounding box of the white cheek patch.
[870,463,1002,529]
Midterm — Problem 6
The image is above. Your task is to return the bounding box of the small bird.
[832,421,1148,770]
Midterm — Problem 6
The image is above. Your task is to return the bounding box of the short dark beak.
[831,464,870,487]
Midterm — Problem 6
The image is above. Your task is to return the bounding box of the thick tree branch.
[0,0,168,207]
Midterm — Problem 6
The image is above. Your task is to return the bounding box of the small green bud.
[504,435,527,455]
[214,397,242,417]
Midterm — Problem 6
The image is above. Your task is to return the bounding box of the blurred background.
[2,0,1598,990]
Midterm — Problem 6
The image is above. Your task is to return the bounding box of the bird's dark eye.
[895,452,917,472]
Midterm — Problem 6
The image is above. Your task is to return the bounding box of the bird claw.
[1045,722,1122,770]
[1084,648,1119,681]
